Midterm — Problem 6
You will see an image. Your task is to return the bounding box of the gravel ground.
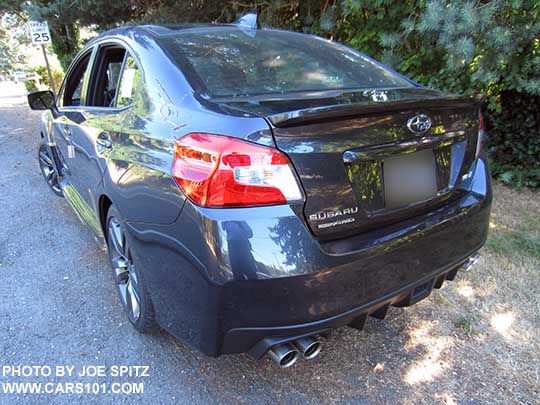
[0,81,538,404]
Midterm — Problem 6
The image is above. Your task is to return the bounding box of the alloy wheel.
[107,217,141,323]
[38,144,62,195]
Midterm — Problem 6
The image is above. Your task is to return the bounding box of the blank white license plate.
[383,149,437,209]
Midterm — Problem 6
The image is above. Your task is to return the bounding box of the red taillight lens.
[172,133,303,208]
[476,111,484,159]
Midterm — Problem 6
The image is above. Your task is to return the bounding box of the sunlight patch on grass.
[455,280,475,299]
[404,322,452,385]
[490,311,516,341]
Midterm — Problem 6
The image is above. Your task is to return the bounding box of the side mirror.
[27,90,59,117]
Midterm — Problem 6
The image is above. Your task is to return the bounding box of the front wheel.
[38,142,62,196]
[106,206,157,333]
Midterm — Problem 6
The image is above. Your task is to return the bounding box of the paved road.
[0,82,510,404]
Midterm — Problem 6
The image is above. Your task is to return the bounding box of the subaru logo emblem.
[407,114,432,134]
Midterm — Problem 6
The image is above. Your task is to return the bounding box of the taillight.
[172,133,303,208]
[476,111,484,159]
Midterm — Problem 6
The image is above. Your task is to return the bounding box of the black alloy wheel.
[106,207,157,332]
[38,143,62,196]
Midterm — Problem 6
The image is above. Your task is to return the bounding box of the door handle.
[96,133,113,149]
[62,126,72,141]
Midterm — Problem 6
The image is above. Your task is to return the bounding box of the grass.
[487,230,540,259]
[486,209,540,259]
[453,314,480,338]
[487,187,540,244]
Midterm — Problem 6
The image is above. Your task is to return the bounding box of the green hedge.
[485,92,540,188]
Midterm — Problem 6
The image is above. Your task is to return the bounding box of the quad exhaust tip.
[293,336,322,360]
[267,336,322,367]
[267,343,299,368]
[461,253,479,272]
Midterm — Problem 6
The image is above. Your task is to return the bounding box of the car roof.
[88,23,274,44]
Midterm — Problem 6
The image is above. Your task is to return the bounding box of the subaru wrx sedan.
[29,22,491,367]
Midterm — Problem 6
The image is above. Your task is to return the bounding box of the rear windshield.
[159,28,413,98]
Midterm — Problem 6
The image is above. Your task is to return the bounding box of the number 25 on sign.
[28,20,52,44]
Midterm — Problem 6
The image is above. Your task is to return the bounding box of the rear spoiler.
[268,95,484,128]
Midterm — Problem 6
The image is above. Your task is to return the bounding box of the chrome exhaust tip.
[461,253,479,272]
[293,336,322,360]
[267,343,299,368]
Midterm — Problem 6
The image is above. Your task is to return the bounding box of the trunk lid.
[212,88,482,239]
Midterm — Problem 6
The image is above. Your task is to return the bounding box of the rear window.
[159,28,412,98]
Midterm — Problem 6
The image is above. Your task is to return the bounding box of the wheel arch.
[98,194,113,239]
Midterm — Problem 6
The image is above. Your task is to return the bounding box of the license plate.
[383,149,437,209]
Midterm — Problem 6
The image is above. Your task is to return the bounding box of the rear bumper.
[126,157,491,356]
[224,253,477,359]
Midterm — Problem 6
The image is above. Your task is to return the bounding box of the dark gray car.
[28,21,491,368]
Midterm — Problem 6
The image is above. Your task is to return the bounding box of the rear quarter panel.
[99,33,276,225]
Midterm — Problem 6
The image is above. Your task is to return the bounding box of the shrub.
[485,91,540,188]
[31,66,64,92]
[23,80,38,93]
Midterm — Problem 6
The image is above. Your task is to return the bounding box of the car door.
[65,44,130,237]
[55,43,130,237]
[53,48,99,231]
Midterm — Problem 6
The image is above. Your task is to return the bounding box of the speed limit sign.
[28,21,52,44]
[28,20,56,96]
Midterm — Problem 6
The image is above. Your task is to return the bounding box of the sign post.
[28,21,56,97]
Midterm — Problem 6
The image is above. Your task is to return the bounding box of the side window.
[63,52,91,107]
[87,46,126,107]
[116,55,141,108]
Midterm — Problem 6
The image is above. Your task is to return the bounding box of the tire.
[38,142,63,196]
[106,206,157,333]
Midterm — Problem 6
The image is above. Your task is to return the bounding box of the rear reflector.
[172,133,303,208]
[476,111,484,159]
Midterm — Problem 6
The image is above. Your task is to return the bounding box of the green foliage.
[486,91,540,189]
[0,13,26,73]
[337,0,421,63]
[0,26,16,72]
[23,79,37,92]
[30,65,64,92]
[48,23,80,71]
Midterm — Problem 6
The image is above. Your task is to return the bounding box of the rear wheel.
[106,206,157,333]
[38,142,62,196]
